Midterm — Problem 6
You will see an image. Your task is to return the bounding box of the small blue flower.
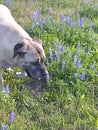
[67,17,72,27]
[56,45,62,62]
[62,61,66,69]
[60,15,66,22]
[78,17,85,28]
[5,85,10,94]
[77,42,80,49]
[80,72,86,81]
[73,55,78,63]
[39,17,46,29]
[6,0,12,9]
[8,111,15,124]
[74,73,78,79]
[49,48,53,61]
[76,59,81,69]
[90,64,95,70]
[33,10,40,22]
[89,20,93,30]
[1,123,7,130]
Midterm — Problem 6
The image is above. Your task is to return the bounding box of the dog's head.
[13,38,49,82]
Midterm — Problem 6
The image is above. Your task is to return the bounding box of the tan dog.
[0,4,49,87]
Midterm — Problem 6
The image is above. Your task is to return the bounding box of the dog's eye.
[18,52,26,57]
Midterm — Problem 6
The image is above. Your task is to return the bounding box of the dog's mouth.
[25,67,49,82]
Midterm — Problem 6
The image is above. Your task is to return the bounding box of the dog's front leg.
[0,69,4,89]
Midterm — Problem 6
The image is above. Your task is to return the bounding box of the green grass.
[0,0,98,130]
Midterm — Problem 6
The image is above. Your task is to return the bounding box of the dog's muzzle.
[23,63,49,82]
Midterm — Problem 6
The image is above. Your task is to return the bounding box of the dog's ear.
[13,43,26,58]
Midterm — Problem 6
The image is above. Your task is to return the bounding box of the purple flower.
[6,0,12,9]
[8,111,15,124]
[74,73,78,79]
[62,61,66,69]
[56,45,62,62]
[49,48,53,61]
[67,17,72,27]
[90,64,95,70]
[39,17,46,29]
[73,55,78,63]
[76,59,81,69]
[1,123,7,130]
[60,15,66,22]
[78,17,85,28]
[89,20,93,30]
[5,85,10,94]
[80,72,86,81]
[33,10,40,22]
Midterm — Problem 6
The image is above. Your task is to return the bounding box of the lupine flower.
[33,10,40,22]
[74,73,78,79]
[8,111,15,124]
[6,0,12,9]
[73,55,78,63]
[76,59,81,69]
[5,85,10,94]
[56,45,62,62]
[49,48,53,61]
[60,15,66,22]
[89,20,93,30]
[62,61,66,69]
[39,17,46,29]
[80,72,86,81]
[67,17,72,27]
[90,64,95,70]
[78,17,85,28]
[1,123,7,130]
[61,46,65,53]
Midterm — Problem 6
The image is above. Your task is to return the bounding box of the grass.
[0,0,98,130]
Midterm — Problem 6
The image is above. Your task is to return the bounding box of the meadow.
[0,0,98,130]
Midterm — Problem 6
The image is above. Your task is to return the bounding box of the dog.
[0,4,49,88]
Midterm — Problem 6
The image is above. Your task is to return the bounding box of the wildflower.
[76,59,81,69]
[77,42,80,49]
[61,46,65,53]
[73,55,78,63]
[33,10,40,22]
[78,17,85,28]
[77,42,81,55]
[39,17,46,29]
[89,20,93,30]
[1,123,7,130]
[74,73,78,79]
[6,0,12,9]
[67,17,72,27]
[5,85,10,94]
[62,61,66,69]
[60,15,66,22]
[90,64,95,70]
[8,111,15,125]
[80,72,86,81]
[56,45,62,62]
[49,48,53,61]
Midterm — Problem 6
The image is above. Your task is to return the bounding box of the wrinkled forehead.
[25,43,46,62]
